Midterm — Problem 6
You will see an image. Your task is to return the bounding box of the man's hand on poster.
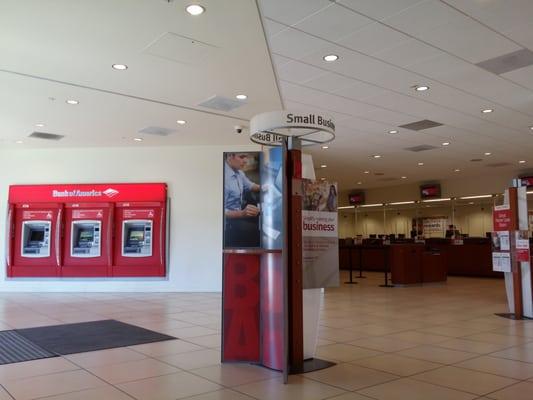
[242,204,260,217]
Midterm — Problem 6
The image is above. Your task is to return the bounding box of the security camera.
[234,125,244,134]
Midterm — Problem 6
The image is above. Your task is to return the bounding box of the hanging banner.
[301,180,339,289]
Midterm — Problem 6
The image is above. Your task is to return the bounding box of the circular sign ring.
[250,110,335,147]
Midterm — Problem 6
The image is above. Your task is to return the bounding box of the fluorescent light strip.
[388,201,416,205]
[527,191,533,195]
[422,198,451,203]
[338,206,355,209]
[359,203,383,208]
[459,194,493,200]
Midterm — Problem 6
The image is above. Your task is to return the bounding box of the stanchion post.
[379,246,394,288]
[357,246,366,279]
[344,245,357,285]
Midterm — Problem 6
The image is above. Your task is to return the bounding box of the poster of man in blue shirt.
[224,152,261,248]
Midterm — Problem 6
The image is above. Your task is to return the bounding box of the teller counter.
[339,238,503,279]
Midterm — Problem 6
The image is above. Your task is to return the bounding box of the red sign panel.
[9,183,166,203]
[420,184,441,199]
[123,209,155,219]
[493,206,512,231]
[72,209,104,219]
[22,210,53,220]
[520,176,533,187]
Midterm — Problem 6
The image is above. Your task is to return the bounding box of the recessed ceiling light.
[530,126,533,131]
[484,152,492,156]
[519,160,526,164]
[236,94,247,100]
[482,108,493,113]
[357,181,363,185]
[372,155,381,159]
[112,64,128,70]
[66,99,79,105]
[321,145,329,149]
[35,123,45,128]
[417,162,424,166]
[388,130,398,134]
[364,170,370,174]
[176,120,186,125]
[401,176,407,179]
[454,168,461,172]
[320,164,327,168]
[186,4,205,15]
[323,54,339,62]
[320,177,326,181]
[15,140,23,144]
[133,138,143,142]
[442,142,450,146]
[415,85,429,92]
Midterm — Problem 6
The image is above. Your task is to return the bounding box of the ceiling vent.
[374,172,385,176]
[404,144,438,152]
[470,158,483,162]
[29,131,64,141]
[476,49,533,75]
[486,162,512,168]
[138,126,176,136]
[399,119,443,131]
[379,177,398,182]
[198,95,246,112]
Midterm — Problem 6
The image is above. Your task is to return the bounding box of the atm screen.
[129,229,144,242]
[29,230,44,242]
[78,230,94,243]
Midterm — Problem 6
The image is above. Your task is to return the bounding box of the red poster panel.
[493,205,512,231]
[222,254,260,362]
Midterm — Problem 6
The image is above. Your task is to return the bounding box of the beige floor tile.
[118,371,221,400]
[318,327,368,342]
[190,363,280,386]
[129,339,203,356]
[348,337,418,352]
[486,381,533,400]
[184,334,221,348]
[416,324,489,338]
[435,338,510,354]
[169,326,219,338]
[2,369,106,400]
[65,347,147,368]
[34,386,134,400]
[0,357,79,383]
[181,388,257,400]
[303,363,397,391]
[326,393,375,400]
[397,345,478,364]
[348,324,408,336]
[158,349,221,369]
[0,386,13,400]
[234,375,345,400]
[490,345,533,363]
[358,377,477,400]
[456,356,533,380]
[490,324,533,338]
[87,357,179,384]
[384,331,451,345]
[316,344,382,362]
[463,332,531,346]
[411,366,518,395]
[351,354,442,376]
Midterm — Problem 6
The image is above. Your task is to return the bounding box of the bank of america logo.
[103,188,119,198]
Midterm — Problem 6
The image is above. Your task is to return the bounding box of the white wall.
[0,145,259,292]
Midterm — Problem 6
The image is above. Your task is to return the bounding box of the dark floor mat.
[16,319,176,355]
[0,330,56,365]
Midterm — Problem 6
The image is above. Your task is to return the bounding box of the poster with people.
[301,180,339,289]
[223,152,262,248]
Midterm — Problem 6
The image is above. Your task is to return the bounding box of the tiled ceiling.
[258,0,533,191]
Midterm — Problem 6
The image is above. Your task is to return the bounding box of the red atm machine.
[113,202,166,277]
[62,203,113,277]
[7,183,167,278]
[7,202,63,277]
